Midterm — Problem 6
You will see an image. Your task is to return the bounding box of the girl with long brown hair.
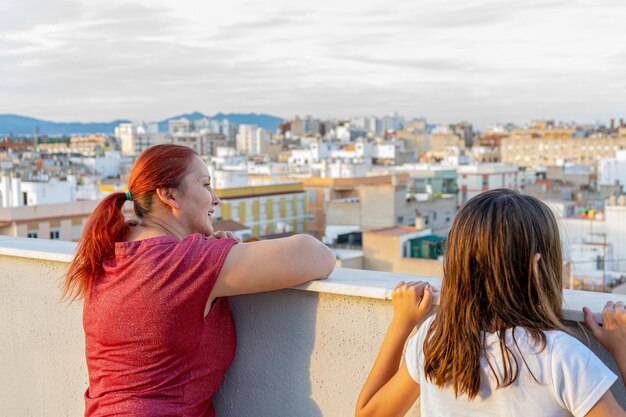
[65,144,335,416]
[357,189,626,417]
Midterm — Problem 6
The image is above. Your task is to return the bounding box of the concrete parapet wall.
[1,237,625,416]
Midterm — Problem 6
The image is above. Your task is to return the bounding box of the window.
[307,189,317,205]
[50,230,60,240]
[596,256,605,271]
[27,232,38,239]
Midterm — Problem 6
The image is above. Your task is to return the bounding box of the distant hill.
[157,112,284,133]
[0,114,130,135]
[1,112,284,136]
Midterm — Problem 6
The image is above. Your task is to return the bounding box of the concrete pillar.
[1,174,10,208]
[38,222,50,240]
[60,219,72,241]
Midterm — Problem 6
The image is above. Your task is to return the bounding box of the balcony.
[1,236,625,416]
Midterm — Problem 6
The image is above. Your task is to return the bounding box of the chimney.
[610,119,615,129]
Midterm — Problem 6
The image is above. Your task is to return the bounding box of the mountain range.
[0,112,284,136]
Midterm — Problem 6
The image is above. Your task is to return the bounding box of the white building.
[558,199,626,288]
[115,123,150,156]
[211,169,249,189]
[168,118,194,135]
[20,178,76,206]
[289,142,332,166]
[334,124,352,144]
[236,125,271,155]
[599,150,626,189]
[0,173,23,208]
[69,152,123,178]
[319,160,369,178]
[457,163,521,204]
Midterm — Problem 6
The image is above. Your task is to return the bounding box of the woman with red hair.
[64,144,335,416]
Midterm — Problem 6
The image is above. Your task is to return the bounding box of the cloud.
[0,0,625,126]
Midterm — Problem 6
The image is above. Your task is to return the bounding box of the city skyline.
[1,0,625,127]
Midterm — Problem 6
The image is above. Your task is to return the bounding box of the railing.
[0,236,625,416]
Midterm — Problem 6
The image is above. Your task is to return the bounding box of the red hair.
[63,144,198,300]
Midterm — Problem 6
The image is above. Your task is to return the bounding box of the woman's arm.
[210,234,335,298]
[355,281,433,417]
[583,301,626,417]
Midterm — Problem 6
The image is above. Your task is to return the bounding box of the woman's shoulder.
[113,234,178,257]
[114,232,226,257]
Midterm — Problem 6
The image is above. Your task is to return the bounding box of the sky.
[0,0,625,127]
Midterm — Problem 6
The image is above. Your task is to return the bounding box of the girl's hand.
[583,301,626,356]
[391,281,434,328]
[212,230,242,242]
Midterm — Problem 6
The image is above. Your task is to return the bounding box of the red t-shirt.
[83,234,238,416]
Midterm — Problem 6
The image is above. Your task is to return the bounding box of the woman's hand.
[212,230,242,242]
[584,301,626,356]
[391,281,434,328]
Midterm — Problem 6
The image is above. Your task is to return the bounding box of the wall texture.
[0,255,86,417]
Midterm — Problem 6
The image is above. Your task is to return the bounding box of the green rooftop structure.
[409,235,446,259]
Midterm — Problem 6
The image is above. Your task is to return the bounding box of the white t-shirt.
[405,315,617,417]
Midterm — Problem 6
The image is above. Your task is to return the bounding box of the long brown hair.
[62,144,198,300]
[423,189,568,399]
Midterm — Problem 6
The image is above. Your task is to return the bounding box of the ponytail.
[62,192,129,300]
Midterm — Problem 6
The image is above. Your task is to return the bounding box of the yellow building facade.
[215,182,309,238]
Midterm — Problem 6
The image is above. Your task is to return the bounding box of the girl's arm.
[583,302,626,417]
[584,302,626,387]
[355,281,433,417]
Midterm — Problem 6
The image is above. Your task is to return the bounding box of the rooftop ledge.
[2,235,625,416]
[1,235,623,324]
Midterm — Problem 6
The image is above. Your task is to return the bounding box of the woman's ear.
[155,187,180,210]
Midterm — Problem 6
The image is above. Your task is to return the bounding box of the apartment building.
[501,130,626,168]
[557,198,626,290]
[296,175,408,240]
[362,226,443,276]
[323,175,457,242]
[214,182,308,238]
[0,200,99,240]
[599,150,626,188]
[457,163,521,204]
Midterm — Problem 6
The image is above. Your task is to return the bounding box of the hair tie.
[125,190,132,201]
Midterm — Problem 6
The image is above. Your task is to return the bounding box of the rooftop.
[365,225,420,236]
